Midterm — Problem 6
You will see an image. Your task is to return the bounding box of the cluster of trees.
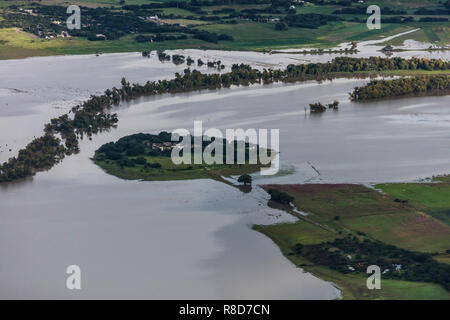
[327,100,339,110]
[95,132,172,168]
[333,6,406,15]
[0,91,119,181]
[157,50,171,61]
[329,1,450,23]
[1,57,449,182]
[414,4,450,15]
[238,174,252,185]
[418,17,449,22]
[350,75,450,101]
[95,131,262,170]
[207,60,225,69]
[172,54,186,65]
[153,51,224,69]
[309,100,339,113]
[283,13,340,29]
[5,0,449,43]
[0,10,65,39]
[293,236,450,290]
[267,189,294,204]
[309,102,327,113]
[0,135,65,182]
[3,3,234,43]
[135,34,188,43]
[283,57,450,75]
[192,30,234,43]
[6,0,448,45]
[123,0,270,13]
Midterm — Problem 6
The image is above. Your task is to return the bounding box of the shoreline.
[253,179,450,300]
[90,129,450,300]
[1,50,450,298]
[1,28,449,62]
[2,43,449,62]
[90,147,450,300]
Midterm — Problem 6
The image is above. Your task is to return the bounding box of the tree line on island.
[350,75,450,101]
[148,50,226,70]
[1,56,449,182]
[93,132,264,182]
[94,131,262,168]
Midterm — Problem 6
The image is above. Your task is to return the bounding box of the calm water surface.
[0,47,449,299]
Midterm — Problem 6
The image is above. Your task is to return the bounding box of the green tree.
[275,22,288,31]
[238,174,252,185]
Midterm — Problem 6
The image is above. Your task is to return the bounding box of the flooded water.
[0,43,449,299]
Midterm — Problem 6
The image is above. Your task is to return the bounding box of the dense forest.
[350,75,450,101]
[292,236,450,290]
[1,56,449,182]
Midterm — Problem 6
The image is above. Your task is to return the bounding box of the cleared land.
[0,23,418,59]
[262,184,450,252]
[377,176,450,226]
[1,0,449,59]
[255,182,450,299]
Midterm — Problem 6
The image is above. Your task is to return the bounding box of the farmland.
[377,176,450,226]
[1,0,449,59]
[255,182,450,299]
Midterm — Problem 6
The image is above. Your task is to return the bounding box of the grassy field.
[194,22,415,50]
[376,177,450,226]
[0,28,214,59]
[254,219,450,300]
[94,155,265,182]
[253,181,450,299]
[1,12,446,59]
[0,22,420,59]
[379,24,450,46]
[1,0,449,59]
[341,211,449,253]
[262,184,450,253]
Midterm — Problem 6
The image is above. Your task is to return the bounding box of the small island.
[2,57,449,183]
[93,132,271,182]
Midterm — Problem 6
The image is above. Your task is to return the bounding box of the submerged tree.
[238,174,252,185]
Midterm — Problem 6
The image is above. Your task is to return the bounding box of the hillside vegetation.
[1,0,449,58]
